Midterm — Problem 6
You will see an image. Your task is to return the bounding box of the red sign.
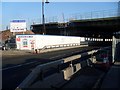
[16,38,20,41]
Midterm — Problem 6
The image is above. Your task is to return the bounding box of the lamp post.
[42,0,49,35]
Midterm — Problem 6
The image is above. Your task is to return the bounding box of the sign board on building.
[10,20,26,32]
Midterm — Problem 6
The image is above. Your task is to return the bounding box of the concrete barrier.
[16,47,110,89]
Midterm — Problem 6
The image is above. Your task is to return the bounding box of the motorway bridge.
[68,16,120,38]
[31,9,120,46]
[31,9,120,38]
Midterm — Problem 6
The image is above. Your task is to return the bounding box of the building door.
[23,39,28,48]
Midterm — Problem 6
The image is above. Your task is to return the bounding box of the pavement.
[32,62,119,89]
[100,62,120,89]
[26,65,105,89]
[61,66,105,89]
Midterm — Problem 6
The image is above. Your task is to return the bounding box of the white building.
[16,34,84,50]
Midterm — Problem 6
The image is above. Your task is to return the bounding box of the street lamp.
[42,0,49,35]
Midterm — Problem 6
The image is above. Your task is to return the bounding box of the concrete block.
[63,67,73,80]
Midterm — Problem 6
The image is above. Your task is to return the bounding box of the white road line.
[2,61,38,71]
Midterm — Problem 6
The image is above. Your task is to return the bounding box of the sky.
[1,1,119,30]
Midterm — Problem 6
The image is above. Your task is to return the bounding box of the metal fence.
[69,9,119,21]
[27,9,120,27]
[27,9,119,29]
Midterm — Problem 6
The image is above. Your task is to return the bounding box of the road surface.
[2,46,98,89]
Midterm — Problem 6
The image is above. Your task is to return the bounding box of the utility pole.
[62,13,67,36]
[62,13,65,23]
[118,1,120,16]
[42,0,49,35]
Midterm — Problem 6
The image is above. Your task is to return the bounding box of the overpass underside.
[31,17,120,38]
[68,16,120,38]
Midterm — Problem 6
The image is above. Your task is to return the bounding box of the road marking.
[2,61,38,71]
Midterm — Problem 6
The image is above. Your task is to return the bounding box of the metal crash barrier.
[16,47,111,90]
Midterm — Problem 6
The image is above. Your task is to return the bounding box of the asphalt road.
[2,46,99,90]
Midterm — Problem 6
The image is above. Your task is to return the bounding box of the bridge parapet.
[30,9,119,25]
[16,47,111,89]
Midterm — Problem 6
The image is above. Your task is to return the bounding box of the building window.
[23,39,28,47]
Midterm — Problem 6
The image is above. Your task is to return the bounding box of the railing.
[69,9,119,21]
[28,9,119,26]
[16,47,111,89]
